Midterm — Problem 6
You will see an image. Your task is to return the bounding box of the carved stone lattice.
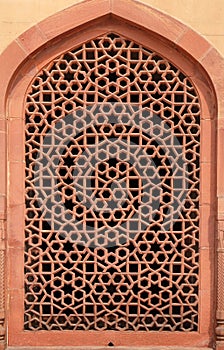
[24,33,200,331]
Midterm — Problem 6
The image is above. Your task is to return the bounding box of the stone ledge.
[6,347,214,350]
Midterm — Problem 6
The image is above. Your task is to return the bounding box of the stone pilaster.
[0,220,6,349]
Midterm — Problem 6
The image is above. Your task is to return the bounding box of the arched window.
[25,32,200,334]
[0,1,221,349]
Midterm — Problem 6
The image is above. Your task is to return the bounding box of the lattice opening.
[24,33,200,331]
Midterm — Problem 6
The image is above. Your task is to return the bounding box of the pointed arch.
[0,1,223,349]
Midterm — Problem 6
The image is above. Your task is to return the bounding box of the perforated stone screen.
[25,33,200,332]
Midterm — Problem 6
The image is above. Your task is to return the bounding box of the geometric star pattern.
[24,33,200,331]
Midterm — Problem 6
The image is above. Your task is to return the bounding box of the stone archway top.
[0,0,224,112]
